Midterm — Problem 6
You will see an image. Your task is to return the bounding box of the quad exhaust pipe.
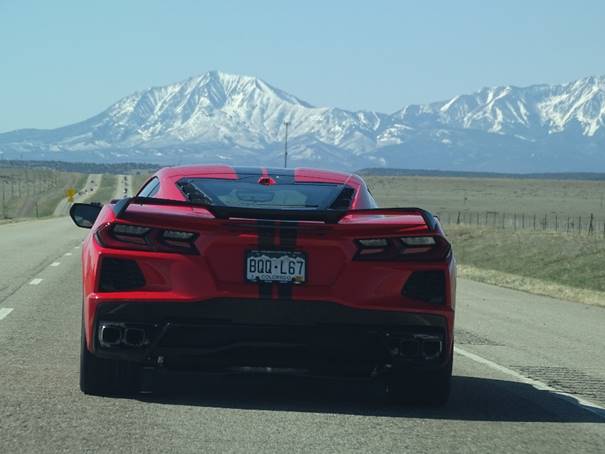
[98,324,123,347]
[392,334,443,360]
[419,337,443,360]
[123,327,147,347]
[98,322,148,348]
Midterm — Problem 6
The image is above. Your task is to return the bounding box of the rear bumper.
[91,299,453,378]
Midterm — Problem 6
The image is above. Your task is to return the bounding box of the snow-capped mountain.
[389,76,605,139]
[1,71,604,172]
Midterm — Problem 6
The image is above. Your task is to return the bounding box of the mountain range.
[1,71,604,172]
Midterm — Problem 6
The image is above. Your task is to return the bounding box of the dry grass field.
[367,175,605,304]
[365,174,605,220]
[447,226,605,305]
[0,166,87,219]
[131,171,153,194]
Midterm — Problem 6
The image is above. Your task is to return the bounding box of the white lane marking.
[0,308,14,320]
[64,252,72,256]
[73,246,80,249]
[29,278,43,285]
[50,262,60,267]
[455,346,605,419]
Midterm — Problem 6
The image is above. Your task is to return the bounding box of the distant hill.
[0,160,158,174]
[357,168,605,181]
[3,160,604,182]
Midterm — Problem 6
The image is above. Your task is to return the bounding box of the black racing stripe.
[278,222,298,249]
[257,220,276,300]
[232,166,264,181]
[277,221,298,300]
[236,166,300,300]
[234,167,275,299]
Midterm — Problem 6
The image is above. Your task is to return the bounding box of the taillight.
[354,236,450,261]
[111,224,150,245]
[96,223,199,254]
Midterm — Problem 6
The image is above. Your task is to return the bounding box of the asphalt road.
[0,217,603,453]
[112,174,133,200]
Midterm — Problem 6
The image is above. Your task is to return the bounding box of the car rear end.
[77,167,455,403]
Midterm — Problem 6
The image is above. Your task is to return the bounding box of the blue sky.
[1,0,604,132]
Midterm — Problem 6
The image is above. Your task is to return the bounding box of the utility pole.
[283,121,291,168]
[1,180,7,219]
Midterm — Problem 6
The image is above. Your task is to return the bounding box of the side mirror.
[69,203,102,229]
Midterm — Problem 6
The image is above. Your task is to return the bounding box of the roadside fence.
[435,210,605,238]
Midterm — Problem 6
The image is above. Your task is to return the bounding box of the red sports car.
[70,165,456,404]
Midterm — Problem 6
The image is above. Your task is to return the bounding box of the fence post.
[513,213,517,230]
[578,216,582,234]
[457,212,460,225]
[588,214,594,235]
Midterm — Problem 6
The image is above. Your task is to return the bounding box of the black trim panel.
[95,299,447,328]
[92,300,450,374]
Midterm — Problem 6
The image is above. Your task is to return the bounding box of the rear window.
[177,177,355,209]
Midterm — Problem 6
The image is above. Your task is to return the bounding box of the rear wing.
[112,196,438,231]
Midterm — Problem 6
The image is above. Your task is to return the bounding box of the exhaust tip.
[421,339,443,360]
[98,322,148,348]
[98,323,123,347]
[123,327,147,347]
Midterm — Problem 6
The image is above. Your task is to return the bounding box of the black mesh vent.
[402,271,446,304]
[99,258,145,292]
[329,187,355,209]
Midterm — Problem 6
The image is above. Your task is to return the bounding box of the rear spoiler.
[112,197,438,231]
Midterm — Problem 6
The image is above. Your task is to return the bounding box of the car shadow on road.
[135,372,604,423]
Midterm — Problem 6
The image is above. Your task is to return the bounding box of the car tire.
[80,320,139,396]
[385,349,453,406]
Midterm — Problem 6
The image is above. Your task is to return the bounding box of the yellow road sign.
[66,187,77,203]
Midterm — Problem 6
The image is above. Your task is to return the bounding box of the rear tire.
[386,350,453,406]
[80,321,139,396]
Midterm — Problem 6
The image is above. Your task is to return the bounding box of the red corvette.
[70,165,456,404]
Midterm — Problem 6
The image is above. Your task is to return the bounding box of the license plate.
[245,250,306,284]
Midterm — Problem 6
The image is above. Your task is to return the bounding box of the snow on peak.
[392,75,605,138]
[1,72,604,172]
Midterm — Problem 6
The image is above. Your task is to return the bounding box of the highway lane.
[0,217,86,304]
[112,174,133,200]
[0,219,603,453]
